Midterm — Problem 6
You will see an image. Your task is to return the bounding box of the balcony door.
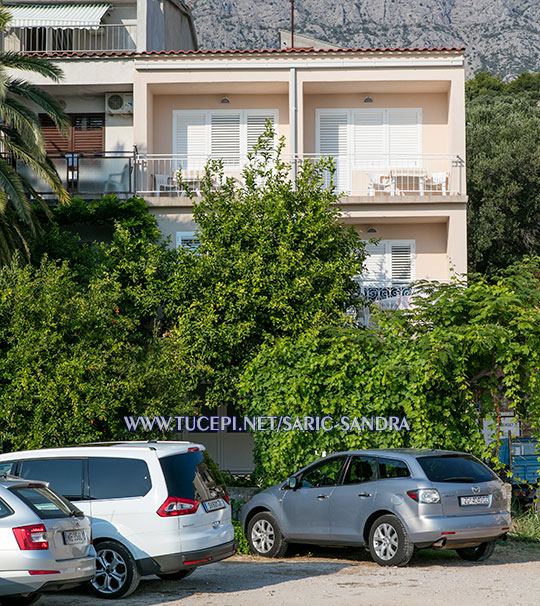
[172,109,278,172]
[317,108,422,190]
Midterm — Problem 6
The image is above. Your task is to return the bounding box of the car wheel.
[456,541,496,562]
[368,514,414,567]
[90,540,141,599]
[247,511,288,558]
[157,568,194,581]
[0,595,40,605]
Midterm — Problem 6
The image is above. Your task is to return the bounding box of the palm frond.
[0,52,64,82]
[0,157,33,228]
[0,97,45,153]
[0,6,13,30]
[7,78,70,133]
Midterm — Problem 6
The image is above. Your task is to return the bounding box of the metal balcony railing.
[2,24,136,53]
[134,153,465,198]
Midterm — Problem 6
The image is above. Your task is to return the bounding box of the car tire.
[247,511,288,558]
[456,540,496,562]
[368,514,414,567]
[90,540,141,599]
[157,568,195,581]
[0,595,40,605]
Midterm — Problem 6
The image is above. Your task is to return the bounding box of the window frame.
[341,455,379,486]
[17,457,87,501]
[360,239,416,286]
[298,456,348,489]
[376,457,411,480]
[87,456,152,501]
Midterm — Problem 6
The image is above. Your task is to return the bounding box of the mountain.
[190,0,540,79]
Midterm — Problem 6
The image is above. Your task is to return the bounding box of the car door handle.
[316,494,329,499]
[358,492,372,498]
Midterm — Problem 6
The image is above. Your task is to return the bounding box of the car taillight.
[224,492,230,504]
[13,524,48,550]
[407,489,441,504]
[157,497,200,517]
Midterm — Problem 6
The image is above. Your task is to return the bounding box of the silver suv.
[241,449,511,566]
[0,475,95,605]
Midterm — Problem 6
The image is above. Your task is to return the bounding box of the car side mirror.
[286,476,299,490]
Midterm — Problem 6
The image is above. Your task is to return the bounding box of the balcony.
[2,24,136,53]
[133,154,465,198]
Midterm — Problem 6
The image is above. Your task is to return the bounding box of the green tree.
[0,6,69,263]
[240,258,540,485]
[168,128,367,407]
[467,94,540,274]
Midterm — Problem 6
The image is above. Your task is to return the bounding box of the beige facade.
[10,45,467,472]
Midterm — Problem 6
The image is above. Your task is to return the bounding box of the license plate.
[64,530,86,545]
[459,495,490,507]
[202,498,226,513]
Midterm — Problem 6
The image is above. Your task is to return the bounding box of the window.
[0,498,13,519]
[417,455,496,483]
[89,458,151,500]
[317,108,422,169]
[18,459,84,501]
[159,450,227,501]
[11,486,73,520]
[173,109,278,170]
[378,458,411,479]
[0,461,17,475]
[360,240,415,285]
[176,231,200,250]
[300,457,345,488]
[342,456,377,485]
[39,114,105,155]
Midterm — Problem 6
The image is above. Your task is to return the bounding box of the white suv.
[0,441,237,599]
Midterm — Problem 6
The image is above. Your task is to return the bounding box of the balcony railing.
[134,154,465,198]
[3,24,136,53]
[12,152,135,196]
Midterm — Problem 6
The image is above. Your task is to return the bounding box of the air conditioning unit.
[105,93,133,114]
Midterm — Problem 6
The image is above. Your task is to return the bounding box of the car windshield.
[417,455,497,483]
[159,450,227,501]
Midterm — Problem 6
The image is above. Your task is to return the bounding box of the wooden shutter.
[390,243,414,283]
[362,242,387,284]
[39,114,70,154]
[353,109,386,168]
[387,108,421,165]
[211,112,241,167]
[72,115,104,152]
[173,111,208,170]
[317,111,350,192]
[246,112,275,153]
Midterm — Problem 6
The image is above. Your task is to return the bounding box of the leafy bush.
[232,520,251,554]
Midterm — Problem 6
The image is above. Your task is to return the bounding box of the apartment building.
[3,11,467,470]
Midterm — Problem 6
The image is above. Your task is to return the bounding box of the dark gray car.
[240,449,511,566]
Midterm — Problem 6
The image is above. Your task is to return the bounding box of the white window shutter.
[246,113,275,153]
[211,112,241,167]
[176,231,200,251]
[387,108,421,166]
[362,242,388,284]
[353,109,386,168]
[317,111,350,193]
[390,243,414,283]
[173,111,208,170]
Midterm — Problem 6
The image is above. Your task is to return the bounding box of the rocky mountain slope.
[190,0,540,79]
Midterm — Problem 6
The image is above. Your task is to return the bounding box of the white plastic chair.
[428,172,448,196]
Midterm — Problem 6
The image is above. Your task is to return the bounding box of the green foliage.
[168,126,366,406]
[240,258,540,486]
[232,519,251,554]
[466,71,540,101]
[466,93,540,274]
[510,510,540,543]
[0,256,196,451]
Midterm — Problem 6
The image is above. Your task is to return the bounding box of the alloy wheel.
[373,522,399,561]
[92,547,128,594]
[251,519,276,554]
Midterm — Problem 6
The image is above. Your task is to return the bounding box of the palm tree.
[0,6,69,263]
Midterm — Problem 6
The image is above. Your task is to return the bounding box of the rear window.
[89,457,152,500]
[11,486,73,520]
[19,459,84,500]
[418,455,497,483]
[0,461,17,475]
[159,450,226,501]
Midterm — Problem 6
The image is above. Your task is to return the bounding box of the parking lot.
[39,541,540,606]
